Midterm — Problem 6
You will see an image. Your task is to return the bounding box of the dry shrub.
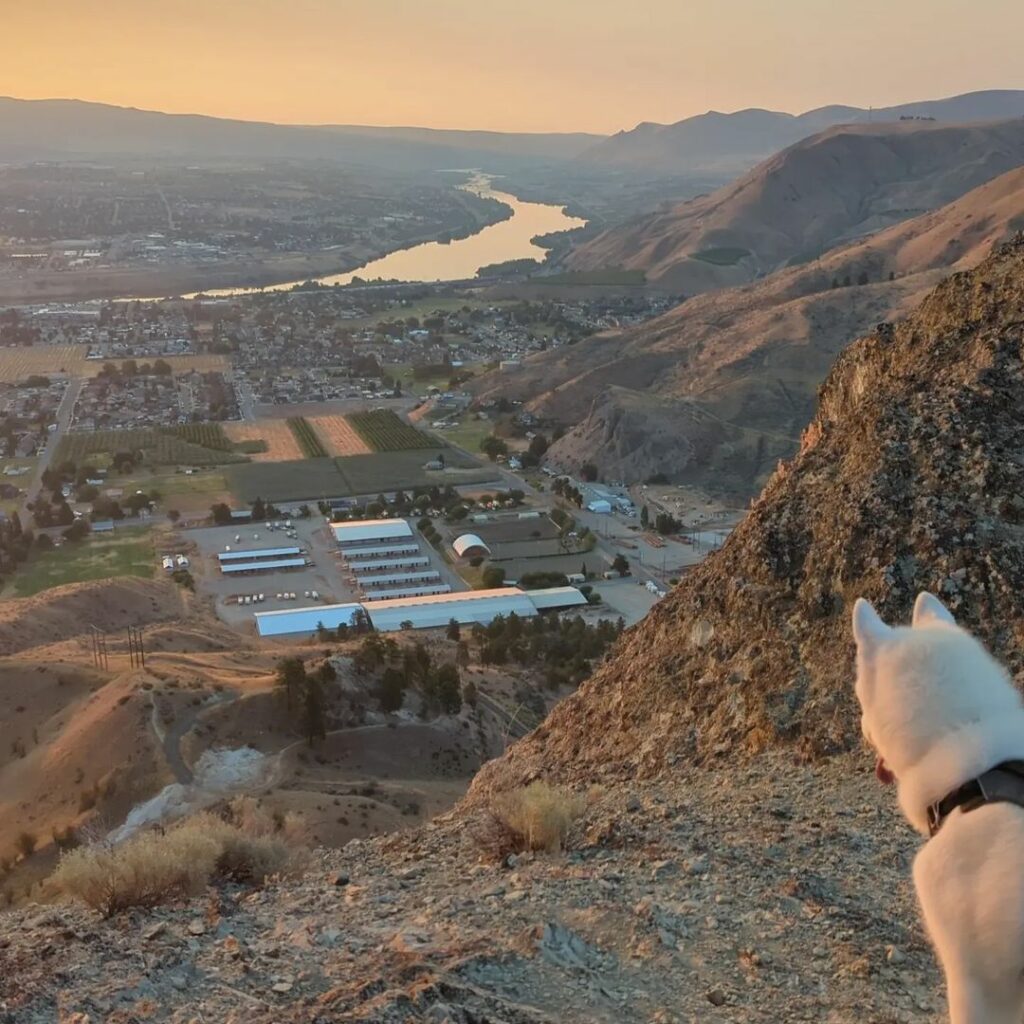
[53,806,304,917]
[53,826,220,916]
[490,781,586,854]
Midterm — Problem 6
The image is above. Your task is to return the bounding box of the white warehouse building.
[253,587,588,637]
[331,519,414,547]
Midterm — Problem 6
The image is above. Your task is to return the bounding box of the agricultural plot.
[55,428,249,467]
[227,448,494,503]
[347,410,437,452]
[0,347,228,384]
[227,456,346,504]
[0,345,90,382]
[223,420,303,462]
[308,415,371,457]
[287,417,327,459]
[167,423,234,452]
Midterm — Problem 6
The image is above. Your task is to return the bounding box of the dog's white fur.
[853,592,1024,1024]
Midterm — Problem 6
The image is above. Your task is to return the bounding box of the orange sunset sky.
[3,0,1024,133]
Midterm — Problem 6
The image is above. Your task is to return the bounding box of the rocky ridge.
[480,236,1024,785]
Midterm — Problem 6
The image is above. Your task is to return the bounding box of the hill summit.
[480,234,1024,787]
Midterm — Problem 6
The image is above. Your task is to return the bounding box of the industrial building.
[362,583,452,601]
[252,586,587,637]
[254,602,362,638]
[331,519,414,547]
[350,555,430,573]
[221,557,307,575]
[359,570,441,588]
[451,533,491,559]
[218,546,302,563]
[342,543,421,560]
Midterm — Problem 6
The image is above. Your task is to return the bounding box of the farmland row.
[346,410,437,452]
[286,417,327,459]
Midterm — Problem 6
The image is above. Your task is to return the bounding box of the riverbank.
[0,182,514,305]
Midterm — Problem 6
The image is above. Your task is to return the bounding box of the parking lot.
[183,517,361,628]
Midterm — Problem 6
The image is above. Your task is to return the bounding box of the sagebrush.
[53,802,303,916]
[490,781,586,853]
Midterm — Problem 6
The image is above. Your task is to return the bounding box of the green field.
[227,449,495,503]
[11,527,155,598]
[689,247,752,267]
[168,423,235,452]
[347,410,437,452]
[56,428,249,467]
[434,413,493,453]
[286,417,327,458]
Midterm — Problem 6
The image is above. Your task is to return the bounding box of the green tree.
[275,657,306,712]
[446,618,461,641]
[612,553,629,575]
[379,667,406,713]
[210,502,232,525]
[299,675,327,746]
[481,566,505,589]
[479,435,508,461]
[434,663,462,715]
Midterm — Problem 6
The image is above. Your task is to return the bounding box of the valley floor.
[0,752,945,1023]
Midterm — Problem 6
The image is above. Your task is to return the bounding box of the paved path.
[20,375,82,528]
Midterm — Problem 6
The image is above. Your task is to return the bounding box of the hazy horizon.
[4,0,1024,134]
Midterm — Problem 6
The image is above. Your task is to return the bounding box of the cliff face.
[476,236,1024,789]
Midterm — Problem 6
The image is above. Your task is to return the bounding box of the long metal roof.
[218,546,301,562]
[526,586,590,610]
[364,587,535,630]
[251,587,589,637]
[351,556,430,573]
[330,519,413,544]
[342,543,421,559]
[363,584,452,602]
[254,602,362,638]
[220,557,306,574]
[361,570,441,587]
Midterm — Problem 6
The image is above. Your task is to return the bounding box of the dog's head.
[852,592,1014,787]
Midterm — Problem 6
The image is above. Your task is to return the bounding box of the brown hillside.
[568,119,1024,291]
[475,235,1024,789]
[0,577,186,656]
[476,165,1024,493]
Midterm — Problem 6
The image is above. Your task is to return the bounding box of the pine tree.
[299,676,326,746]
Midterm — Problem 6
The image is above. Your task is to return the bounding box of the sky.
[4,0,1024,133]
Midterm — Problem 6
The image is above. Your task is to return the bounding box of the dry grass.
[308,415,372,457]
[52,802,303,916]
[223,420,303,462]
[490,781,586,854]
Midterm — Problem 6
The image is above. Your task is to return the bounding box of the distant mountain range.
[569,118,1024,289]
[476,132,1024,494]
[0,97,602,171]
[578,89,1024,174]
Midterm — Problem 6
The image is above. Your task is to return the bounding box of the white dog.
[852,591,1024,1024]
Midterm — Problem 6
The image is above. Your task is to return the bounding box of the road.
[20,375,82,528]
[476,691,537,742]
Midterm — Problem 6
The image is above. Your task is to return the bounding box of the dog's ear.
[912,591,956,629]
[852,598,891,651]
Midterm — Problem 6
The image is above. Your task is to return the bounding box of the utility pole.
[90,626,108,671]
[127,625,145,669]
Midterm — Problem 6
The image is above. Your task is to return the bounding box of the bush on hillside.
[490,781,586,854]
[53,804,301,917]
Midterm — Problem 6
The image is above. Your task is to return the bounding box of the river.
[185,174,586,299]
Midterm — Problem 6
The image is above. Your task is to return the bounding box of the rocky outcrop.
[477,235,1024,785]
